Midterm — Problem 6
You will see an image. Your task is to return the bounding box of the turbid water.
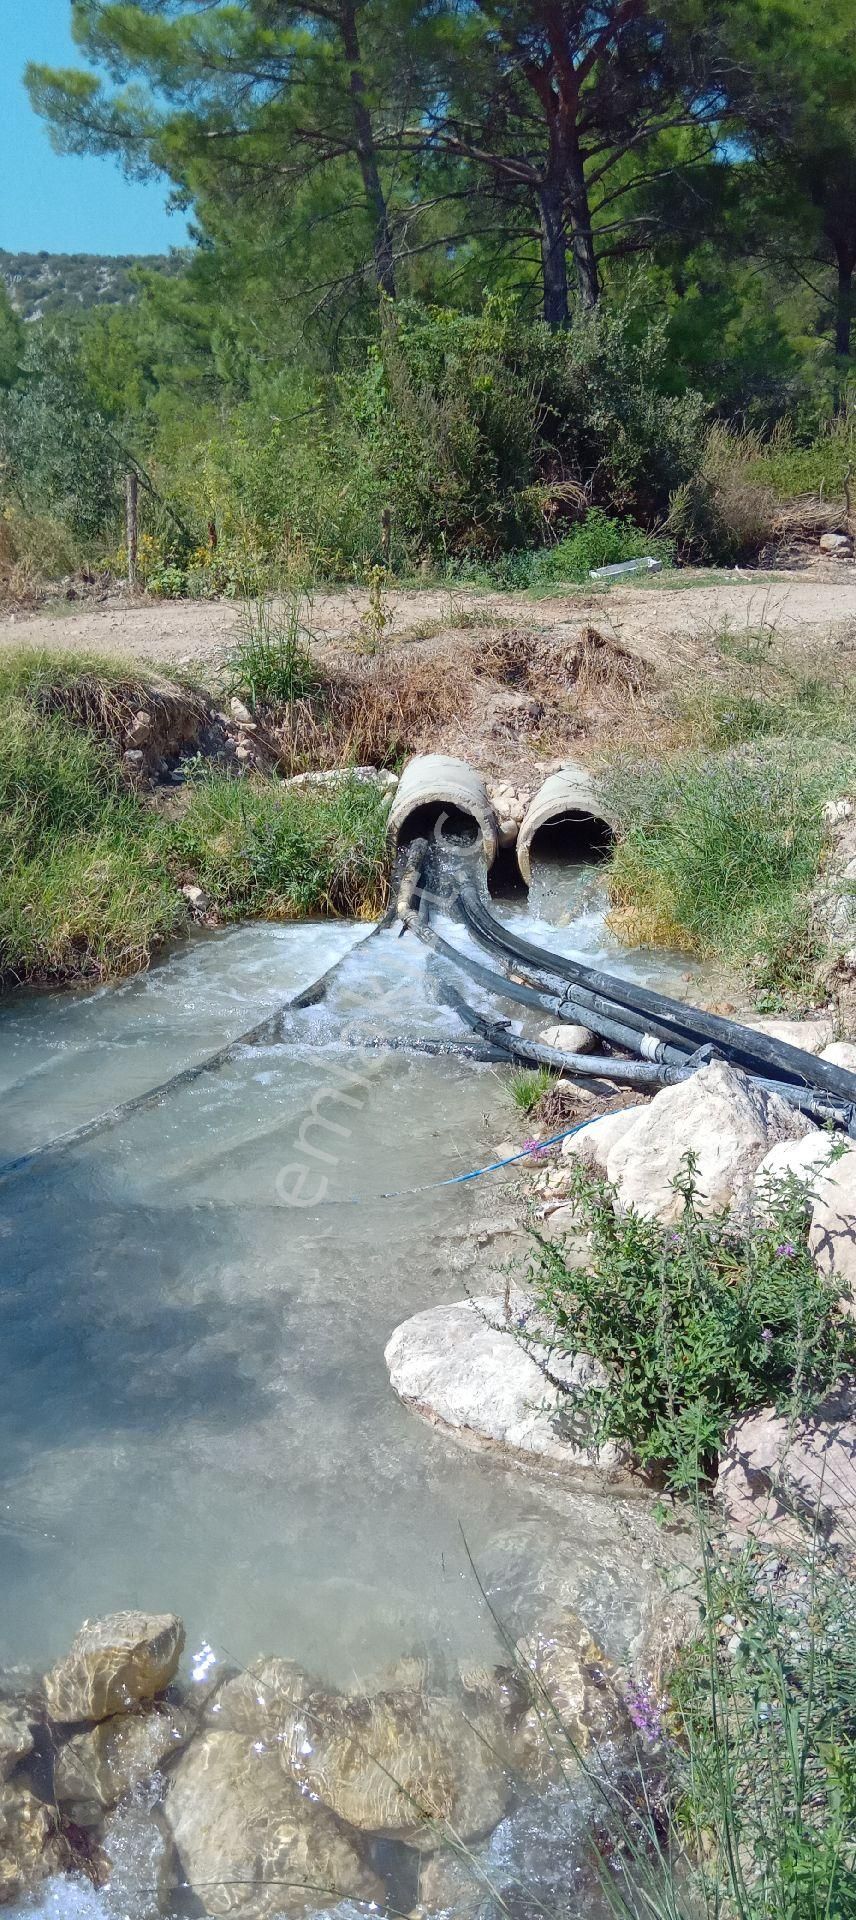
[0,865,700,1917]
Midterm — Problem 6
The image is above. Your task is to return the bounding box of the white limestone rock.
[601,1061,810,1221]
[385,1290,637,1488]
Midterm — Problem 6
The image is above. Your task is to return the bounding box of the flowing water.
[0,866,701,1917]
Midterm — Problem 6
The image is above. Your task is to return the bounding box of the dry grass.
[269,654,469,775]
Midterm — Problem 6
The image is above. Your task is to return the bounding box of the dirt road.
[2,571,856,678]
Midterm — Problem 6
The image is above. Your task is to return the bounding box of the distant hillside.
[0,249,189,321]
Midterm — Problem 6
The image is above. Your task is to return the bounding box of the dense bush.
[339,297,706,566]
[531,1157,856,1490]
[0,328,124,543]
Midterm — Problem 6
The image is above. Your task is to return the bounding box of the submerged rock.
[165,1729,383,1918]
[276,1681,516,1850]
[204,1656,314,1736]
[385,1290,637,1488]
[0,1782,70,1904]
[0,1703,34,1783]
[514,1612,630,1784]
[54,1702,193,1823]
[44,1611,185,1724]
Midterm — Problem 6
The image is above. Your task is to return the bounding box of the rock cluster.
[562,1059,811,1221]
[487,780,530,846]
[0,1603,635,1916]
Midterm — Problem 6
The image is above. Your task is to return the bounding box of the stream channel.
[0,853,704,1919]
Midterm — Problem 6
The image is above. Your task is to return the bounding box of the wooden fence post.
[125,470,139,589]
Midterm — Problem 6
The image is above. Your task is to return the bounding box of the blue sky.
[3,0,191,255]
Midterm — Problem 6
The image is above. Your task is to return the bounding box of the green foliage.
[343,298,705,566]
[602,740,856,994]
[174,770,391,921]
[669,1542,856,1919]
[508,1068,556,1114]
[0,326,124,542]
[531,1157,856,1491]
[225,593,317,708]
[0,285,25,390]
[0,687,180,987]
[521,510,673,585]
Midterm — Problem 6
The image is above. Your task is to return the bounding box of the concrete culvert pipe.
[388,755,499,868]
[516,768,615,885]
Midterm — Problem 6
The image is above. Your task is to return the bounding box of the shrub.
[530,1157,856,1491]
[666,425,779,565]
[342,296,706,566]
[523,509,674,584]
[601,741,856,995]
[174,770,391,920]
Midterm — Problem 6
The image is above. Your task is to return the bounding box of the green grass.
[224,590,317,709]
[0,653,393,991]
[0,693,182,988]
[601,737,856,997]
[173,768,391,921]
[508,1066,557,1114]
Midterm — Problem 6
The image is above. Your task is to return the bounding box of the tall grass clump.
[0,694,180,988]
[174,770,391,920]
[601,740,856,995]
[225,589,317,709]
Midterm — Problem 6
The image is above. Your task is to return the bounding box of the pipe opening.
[528,811,614,866]
[394,800,481,850]
[487,842,527,901]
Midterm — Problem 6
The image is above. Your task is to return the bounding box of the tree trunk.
[565,131,599,310]
[537,180,569,328]
[835,248,855,360]
[340,1,396,300]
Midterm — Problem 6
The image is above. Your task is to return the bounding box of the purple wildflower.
[761,1327,774,1346]
[626,1683,664,1745]
[775,1242,797,1260]
[522,1137,550,1157]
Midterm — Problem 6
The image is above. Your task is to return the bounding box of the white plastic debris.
[590,556,663,579]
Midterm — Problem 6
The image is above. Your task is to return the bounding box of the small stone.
[44,1611,185,1724]
[234,741,255,762]
[126,710,152,748]
[539,1023,595,1055]
[229,696,256,728]
[498,818,518,848]
[823,796,853,824]
[180,884,210,912]
[122,749,145,770]
[819,532,853,556]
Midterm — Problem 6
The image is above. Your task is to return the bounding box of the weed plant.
[225,589,317,709]
[529,1158,856,1491]
[509,1067,558,1113]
